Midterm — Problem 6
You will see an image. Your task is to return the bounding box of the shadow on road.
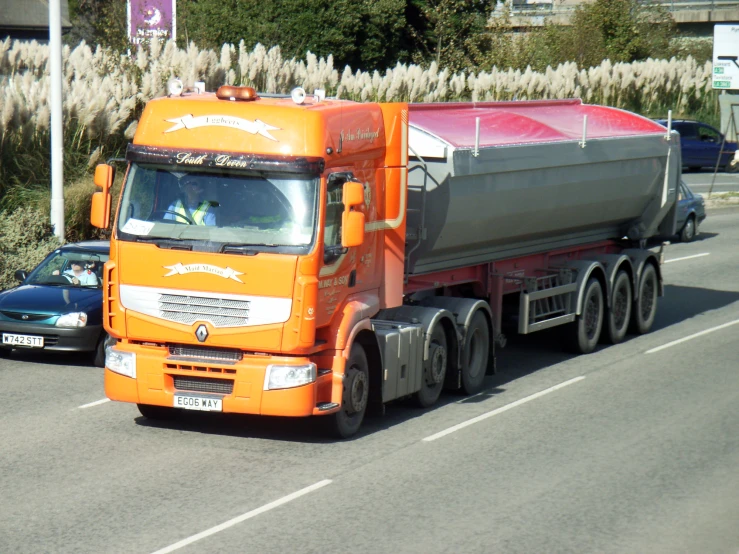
[130,282,739,442]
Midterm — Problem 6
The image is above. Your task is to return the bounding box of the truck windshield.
[116,163,318,251]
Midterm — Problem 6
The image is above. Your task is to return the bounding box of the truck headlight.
[106,347,136,378]
[264,363,316,390]
[56,312,87,328]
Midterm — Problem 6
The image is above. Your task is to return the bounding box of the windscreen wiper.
[220,243,279,255]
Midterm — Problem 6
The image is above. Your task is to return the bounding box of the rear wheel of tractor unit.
[566,277,604,354]
[630,263,658,335]
[602,270,632,345]
[415,324,448,408]
[461,311,490,395]
[327,343,370,439]
[137,404,179,420]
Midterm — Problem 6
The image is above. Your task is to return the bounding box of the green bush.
[0,206,61,291]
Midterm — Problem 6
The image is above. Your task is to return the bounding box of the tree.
[542,0,676,68]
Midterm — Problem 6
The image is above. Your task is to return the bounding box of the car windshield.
[25,249,109,288]
[116,163,319,252]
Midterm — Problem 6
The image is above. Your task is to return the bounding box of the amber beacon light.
[216,86,259,101]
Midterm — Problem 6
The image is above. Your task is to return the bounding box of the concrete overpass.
[507,1,739,35]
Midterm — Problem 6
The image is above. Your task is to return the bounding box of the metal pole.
[49,0,65,242]
[708,109,736,199]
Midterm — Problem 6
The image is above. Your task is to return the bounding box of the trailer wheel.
[137,404,179,420]
[461,311,490,395]
[328,343,369,439]
[630,263,658,335]
[415,324,448,408]
[566,277,603,354]
[602,270,632,345]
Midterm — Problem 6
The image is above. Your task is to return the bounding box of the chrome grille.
[158,294,250,327]
[173,376,234,395]
[169,344,243,362]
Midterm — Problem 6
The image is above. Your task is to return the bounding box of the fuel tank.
[405,100,679,275]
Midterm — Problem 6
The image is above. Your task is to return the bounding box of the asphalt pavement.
[682,169,739,194]
[1,208,738,554]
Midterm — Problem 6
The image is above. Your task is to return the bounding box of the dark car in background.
[0,241,110,366]
[655,119,738,172]
[675,180,706,242]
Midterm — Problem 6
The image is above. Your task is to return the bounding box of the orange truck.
[91,84,679,437]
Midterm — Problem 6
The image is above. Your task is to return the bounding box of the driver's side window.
[324,174,347,252]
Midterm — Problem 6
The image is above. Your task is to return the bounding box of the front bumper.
[105,343,339,417]
[0,321,102,352]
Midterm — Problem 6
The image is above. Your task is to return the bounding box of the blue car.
[0,241,110,366]
[655,119,738,172]
[675,180,706,242]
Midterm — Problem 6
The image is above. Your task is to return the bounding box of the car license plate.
[173,394,222,412]
[2,333,44,348]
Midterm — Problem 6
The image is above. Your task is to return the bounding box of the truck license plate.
[173,394,222,412]
[2,333,44,348]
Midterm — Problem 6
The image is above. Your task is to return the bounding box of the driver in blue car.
[53,260,99,286]
[165,178,216,226]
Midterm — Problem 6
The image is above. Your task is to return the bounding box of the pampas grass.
[0,37,720,199]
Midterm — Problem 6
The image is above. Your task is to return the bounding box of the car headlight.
[56,312,88,328]
[264,363,316,390]
[106,347,136,378]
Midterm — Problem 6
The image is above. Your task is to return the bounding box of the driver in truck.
[165,177,216,225]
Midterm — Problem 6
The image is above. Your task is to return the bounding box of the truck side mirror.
[341,181,365,247]
[90,164,113,229]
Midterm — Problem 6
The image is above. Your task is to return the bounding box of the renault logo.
[195,324,208,343]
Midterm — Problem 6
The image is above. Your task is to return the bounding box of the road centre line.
[423,376,586,442]
[150,479,333,554]
[645,318,739,354]
[664,252,710,264]
[77,398,110,409]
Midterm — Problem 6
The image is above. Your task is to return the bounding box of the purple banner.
[128,0,175,45]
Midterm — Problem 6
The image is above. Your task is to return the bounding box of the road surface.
[1,209,738,554]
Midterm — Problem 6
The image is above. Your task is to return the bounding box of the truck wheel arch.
[557,260,608,316]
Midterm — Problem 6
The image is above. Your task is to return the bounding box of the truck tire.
[566,277,603,354]
[679,215,696,242]
[327,343,369,439]
[137,404,179,420]
[602,270,632,345]
[415,324,448,408]
[630,263,658,335]
[461,311,490,395]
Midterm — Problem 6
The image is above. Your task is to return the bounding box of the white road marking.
[664,253,710,264]
[423,376,586,442]
[645,319,739,354]
[77,398,110,409]
[150,479,333,554]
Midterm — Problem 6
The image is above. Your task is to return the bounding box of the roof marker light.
[167,78,183,97]
[291,87,306,104]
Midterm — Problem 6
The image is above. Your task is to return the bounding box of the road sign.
[713,24,739,91]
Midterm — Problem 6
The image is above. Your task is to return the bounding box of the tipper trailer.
[91,85,679,437]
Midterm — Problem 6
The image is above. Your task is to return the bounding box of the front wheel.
[680,215,696,242]
[327,343,369,439]
[630,263,658,335]
[565,277,604,354]
[602,271,632,345]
